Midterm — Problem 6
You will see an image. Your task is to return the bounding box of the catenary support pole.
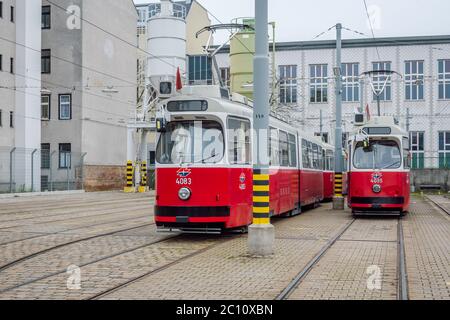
[333,23,345,210]
[248,0,274,257]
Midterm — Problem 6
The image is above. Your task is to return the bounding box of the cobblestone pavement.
[0,193,448,300]
[403,196,450,300]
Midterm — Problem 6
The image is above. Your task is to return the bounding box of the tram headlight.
[373,184,382,193]
[178,188,191,201]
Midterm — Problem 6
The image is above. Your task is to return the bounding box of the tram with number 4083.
[347,116,411,216]
[154,86,328,234]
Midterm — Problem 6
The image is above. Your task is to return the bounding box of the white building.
[214,35,450,169]
[0,0,41,192]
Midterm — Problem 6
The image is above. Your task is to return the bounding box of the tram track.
[0,222,156,274]
[397,219,408,300]
[0,198,154,224]
[276,219,356,300]
[276,216,409,300]
[424,195,450,216]
[0,203,153,232]
[0,213,155,246]
[0,232,181,294]
[88,234,240,300]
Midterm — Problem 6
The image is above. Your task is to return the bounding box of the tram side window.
[308,142,314,169]
[288,134,297,168]
[302,140,309,169]
[279,131,289,167]
[403,137,411,169]
[269,128,280,166]
[228,117,251,165]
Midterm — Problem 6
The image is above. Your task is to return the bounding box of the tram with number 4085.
[154,86,327,233]
[347,116,411,216]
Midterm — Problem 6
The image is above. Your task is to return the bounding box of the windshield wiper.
[380,161,401,170]
[194,153,217,164]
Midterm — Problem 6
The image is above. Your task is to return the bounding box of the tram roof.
[352,116,408,136]
[163,85,323,143]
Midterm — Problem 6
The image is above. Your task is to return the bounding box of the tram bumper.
[349,197,405,211]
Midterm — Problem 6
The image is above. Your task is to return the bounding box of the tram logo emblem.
[371,172,383,184]
[177,168,192,178]
[239,173,246,190]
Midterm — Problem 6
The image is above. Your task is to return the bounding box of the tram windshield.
[156,121,224,165]
[353,140,402,170]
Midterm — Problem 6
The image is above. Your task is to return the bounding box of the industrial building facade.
[214,35,450,169]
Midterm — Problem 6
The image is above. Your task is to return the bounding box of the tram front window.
[353,140,401,170]
[156,121,224,165]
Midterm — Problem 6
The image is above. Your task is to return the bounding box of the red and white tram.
[347,116,411,216]
[154,86,324,233]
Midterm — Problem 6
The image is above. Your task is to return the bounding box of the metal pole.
[377,94,381,117]
[248,0,274,257]
[359,78,365,114]
[31,149,37,192]
[333,23,345,210]
[320,109,323,142]
[50,151,55,192]
[406,108,410,133]
[9,147,16,193]
[80,153,87,191]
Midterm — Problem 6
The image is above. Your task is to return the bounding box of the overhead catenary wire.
[363,0,381,61]
[0,35,137,87]
[45,0,186,74]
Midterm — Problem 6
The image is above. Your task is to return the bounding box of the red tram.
[347,116,411,216]
[154,86,325,233]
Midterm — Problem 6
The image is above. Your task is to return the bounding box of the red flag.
[366,104,371,121]
[176,67,183,91]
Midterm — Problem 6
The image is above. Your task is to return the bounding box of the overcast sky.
[133,0,450,44]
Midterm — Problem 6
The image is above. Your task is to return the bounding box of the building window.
[438,59,450,100]
[0,109,2,127]
[310,64,328,103]
[342,63,359,102]
[42,6,51,29]
[41,49,51,74]
[10,5,13,22]
[41,95,51,120]
[372,62,392,101]
[41,144,50,169]
[439,132,450,169]
[410,132,424,169]
[0,54,2,71]
[188,55,212,85]
[220,67,230,89]
[59,94,72,120]
[9,111,13,128]
[279,65,298,104]
[405,60,424,100]
[59,144,71,169]
[0,2,3,18]
[10,57,13,74]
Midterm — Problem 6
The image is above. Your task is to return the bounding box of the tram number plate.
[176,178,192,185]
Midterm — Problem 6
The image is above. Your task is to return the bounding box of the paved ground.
[0,192,448,300]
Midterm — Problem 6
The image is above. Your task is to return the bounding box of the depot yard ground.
[0,191,448,300]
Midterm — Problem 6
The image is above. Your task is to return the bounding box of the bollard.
[124,161,135,193]
[333,173,345,210]
[138,161,148,193]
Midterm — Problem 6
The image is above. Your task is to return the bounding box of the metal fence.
[0,147,86,194]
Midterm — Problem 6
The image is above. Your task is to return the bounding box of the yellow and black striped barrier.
[253,169,270,225]
[138,161,148,193]
[124,161,135,193]
[334,173,343,197]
